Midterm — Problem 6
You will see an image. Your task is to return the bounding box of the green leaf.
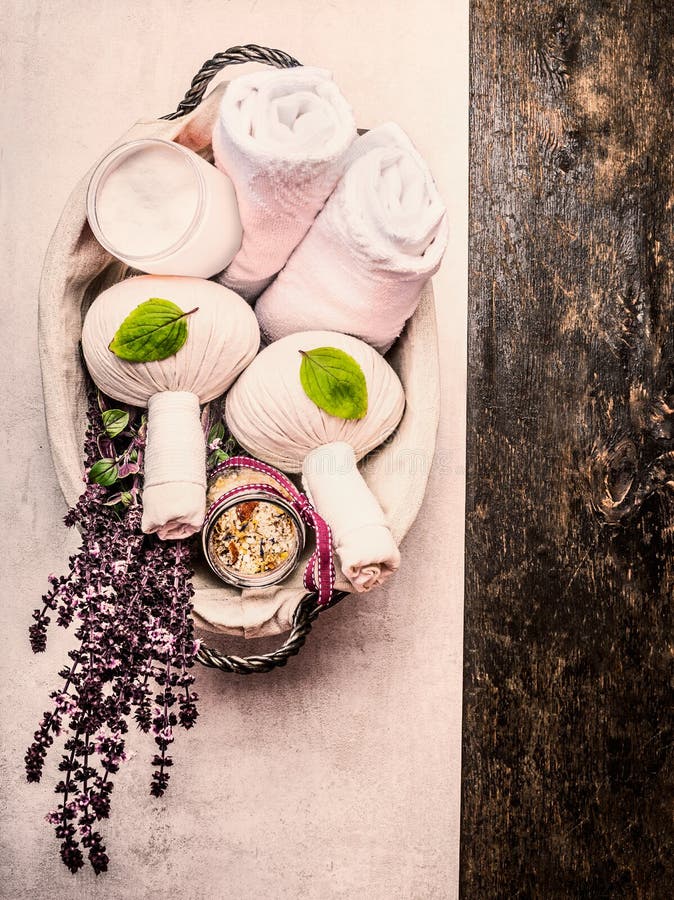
[208,421,226,444]
[207,448,230,468]
[108,298,198,362]
[299,347,368,420]
[89,458,119,486]
[102,408,129,439]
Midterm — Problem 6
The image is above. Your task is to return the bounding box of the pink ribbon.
[208,456,335,605]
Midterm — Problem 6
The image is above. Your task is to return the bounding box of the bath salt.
[202,463,305,588]
[207,500,298,578]
[95,143,199,258]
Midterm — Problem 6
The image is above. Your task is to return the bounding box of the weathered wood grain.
[464,2,674,896]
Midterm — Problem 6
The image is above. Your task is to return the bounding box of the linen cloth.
[38,83,440,637]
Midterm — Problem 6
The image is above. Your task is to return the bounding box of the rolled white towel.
[255,122,448,352]
[212,66,357,301]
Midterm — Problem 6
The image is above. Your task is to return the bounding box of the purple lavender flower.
[25,382,201,875]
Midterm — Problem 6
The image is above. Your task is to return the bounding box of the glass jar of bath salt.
[86,138,242,278]
[202,461,306,589]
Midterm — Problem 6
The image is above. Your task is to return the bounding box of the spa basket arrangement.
[28,45,447,874]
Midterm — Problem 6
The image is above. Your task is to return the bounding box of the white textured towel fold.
[255,122,448,352]
[212,66,357,301]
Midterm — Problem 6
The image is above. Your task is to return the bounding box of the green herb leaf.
[102,408,130,439]
[108,298,198,362]
[89,458,119,486]
[208,421,226,444]
[207,448,230,468]
[299,347,368,420]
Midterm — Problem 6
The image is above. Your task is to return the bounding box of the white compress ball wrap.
[142,391,205,540]
[225,331,405,593]
[82,275,260,539]
[212,66,357,301]
[255,122,448,352]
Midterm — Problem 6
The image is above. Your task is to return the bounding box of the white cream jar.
[87,138,242,278]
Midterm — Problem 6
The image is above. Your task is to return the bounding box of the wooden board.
[463,1,674,895]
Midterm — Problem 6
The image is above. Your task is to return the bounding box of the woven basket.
[38,45,440,673]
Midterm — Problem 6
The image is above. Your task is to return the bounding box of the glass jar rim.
[208,461,295,503]
[86,138,206,264]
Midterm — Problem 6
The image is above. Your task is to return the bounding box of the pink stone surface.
[0,2,467,896]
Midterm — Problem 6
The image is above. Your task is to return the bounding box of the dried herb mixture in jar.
[202,464,305,588]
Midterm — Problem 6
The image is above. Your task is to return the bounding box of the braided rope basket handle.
[197,591,349,674]
[161,43,301,120]
[164,45,347,674]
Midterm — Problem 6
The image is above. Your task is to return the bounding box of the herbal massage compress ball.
[82,275,260,539]
[225,331,405,593]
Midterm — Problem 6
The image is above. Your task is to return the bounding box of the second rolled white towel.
[212,66,357,301]
[255,123,448,352]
